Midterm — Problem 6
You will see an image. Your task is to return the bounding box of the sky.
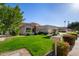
[6,3,79,27]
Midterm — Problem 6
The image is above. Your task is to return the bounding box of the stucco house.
[19,22,40,35]
[58,27,72,32]
[19,23,59,35]
[38,25,58,34]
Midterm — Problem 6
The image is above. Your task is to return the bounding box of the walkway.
[68,37,79,56]
[0,48,31,56]
[0,35,10,41]
[0,37,6,41]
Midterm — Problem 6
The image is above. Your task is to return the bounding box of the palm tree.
[64,20,66,27]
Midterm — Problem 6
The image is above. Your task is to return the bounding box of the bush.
[63,34,76,46]
[57,41,70,56]
[67,32,77,39]
[67,32,77,36]
[10,30,17,36]
[26,29,32,35]
[76,31,79,34]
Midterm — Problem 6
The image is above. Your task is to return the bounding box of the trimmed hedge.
[57,41,70,56]
[63,34,76,46]
[67,32,77,39]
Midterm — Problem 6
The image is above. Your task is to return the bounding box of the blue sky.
[6,3,79,27]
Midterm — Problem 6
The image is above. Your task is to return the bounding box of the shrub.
[52,29,58,36]
[63,34,76,46]
[67,32,77,39]
[10,30,16,36]
[57,41,70,56]
[76,31,79,34]
[26,29,32,35]
[67,32,77,35]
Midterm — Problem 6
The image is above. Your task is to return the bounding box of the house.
[58,27,72,32]
[38,25,58,34]
[19,23,59,35]
[19,22,40,35]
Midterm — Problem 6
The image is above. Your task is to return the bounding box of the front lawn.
[0,35,53,56]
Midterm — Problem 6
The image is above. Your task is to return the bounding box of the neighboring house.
[58,27,72,32]
[38,25,58,34]
[58,27,67,32]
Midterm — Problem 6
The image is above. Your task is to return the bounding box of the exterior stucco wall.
[20,26,27,35]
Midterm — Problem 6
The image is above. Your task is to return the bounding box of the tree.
[0,4,24,35]
[9,5,24,35]
[0,3,5,8]
[0,4,6,34]
[68,22,79,31]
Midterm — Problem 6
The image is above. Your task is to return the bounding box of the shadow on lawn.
[46,51,55,56]
[43,36,50,39]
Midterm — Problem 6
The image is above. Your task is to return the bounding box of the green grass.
[0,35,53,56]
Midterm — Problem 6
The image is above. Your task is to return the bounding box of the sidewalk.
[0,37,6,41]
[0,48,31,56]
[68,37,79,56]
